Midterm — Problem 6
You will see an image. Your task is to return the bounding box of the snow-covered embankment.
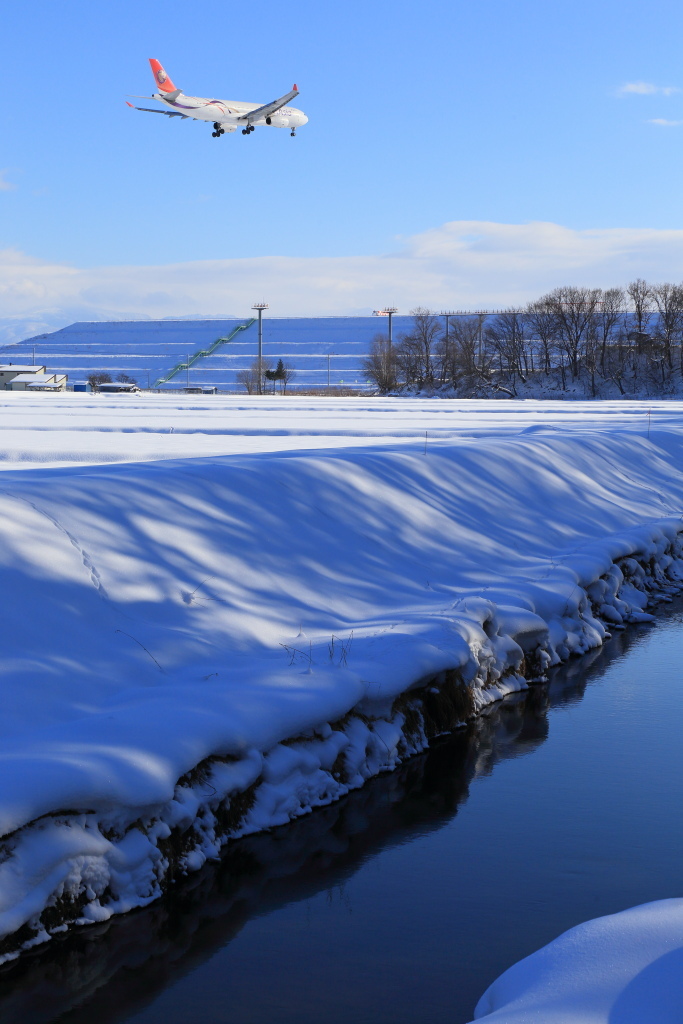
[2,424,683,959]
[472,899,683,1023]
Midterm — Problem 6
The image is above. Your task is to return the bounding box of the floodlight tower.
[441,311,457,345]
[252,302,269,394]
[373,307,399,349]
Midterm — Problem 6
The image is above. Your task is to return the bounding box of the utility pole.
[32,346,35,366]
[252,302,269,394]
[187,353,190,388]
[477,314,485,369]
[327,352,337,387]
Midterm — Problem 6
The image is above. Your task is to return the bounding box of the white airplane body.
[127,59,308,138]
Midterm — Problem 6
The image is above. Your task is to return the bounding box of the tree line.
[363,280,683,397]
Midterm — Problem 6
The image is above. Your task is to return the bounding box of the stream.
[3,599,683,1023]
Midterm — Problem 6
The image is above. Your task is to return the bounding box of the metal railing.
[153,318,256,387]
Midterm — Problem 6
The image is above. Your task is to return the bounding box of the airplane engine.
[265,114,290,127]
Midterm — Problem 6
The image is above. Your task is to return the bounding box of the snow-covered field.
[1,392,683,998]
[0,392,673,466]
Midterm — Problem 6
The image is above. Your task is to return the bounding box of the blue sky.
[3,0,683,321]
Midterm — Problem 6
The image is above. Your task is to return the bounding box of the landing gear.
[212,127,225,137]
[242,124,255,135]
[290,130,296,137]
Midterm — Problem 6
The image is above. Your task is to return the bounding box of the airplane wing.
[236,85,299,123]
[126,102,189,119]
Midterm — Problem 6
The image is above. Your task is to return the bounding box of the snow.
[472,899,683,1023]
[8,316,417,389]
[1,393,683,959]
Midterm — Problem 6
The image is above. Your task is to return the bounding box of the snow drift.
[2,406,683,959]
[472,899,683,1023]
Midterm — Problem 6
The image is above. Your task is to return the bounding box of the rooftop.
[0,365,45,373]
[10,373,56,383]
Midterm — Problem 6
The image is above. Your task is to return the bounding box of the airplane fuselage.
[128,60,307,138]
[153,92,308,130]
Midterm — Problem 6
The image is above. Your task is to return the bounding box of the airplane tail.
[149,59,179,94]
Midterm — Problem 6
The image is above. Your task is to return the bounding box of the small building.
[183,386,218,394]
[97,382,141,394]
[72,382,92,393]
[0,365,47,389]
[27,378,68,392]
[8,372,67,391]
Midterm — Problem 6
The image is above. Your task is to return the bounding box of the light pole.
[252,302,269,395]
[327,352,337,388]
[477,313,485,369]
[373,307,398,350]
[441,311,457,346]
[187,353,190,388]
[439,312,458,386]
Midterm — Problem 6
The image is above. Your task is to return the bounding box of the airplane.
[126,59,308,138]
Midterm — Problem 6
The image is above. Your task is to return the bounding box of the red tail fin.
[149,59,178,93]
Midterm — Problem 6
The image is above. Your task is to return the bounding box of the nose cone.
[297,111,309,126]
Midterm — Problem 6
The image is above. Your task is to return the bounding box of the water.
[3,602,683,1024]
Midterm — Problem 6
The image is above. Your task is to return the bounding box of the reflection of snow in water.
[0,683,565,1023]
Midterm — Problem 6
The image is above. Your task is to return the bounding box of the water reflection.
[0,622,652,1024]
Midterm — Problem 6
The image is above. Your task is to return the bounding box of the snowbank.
[1,395,683,959]
[472,899,683,1023]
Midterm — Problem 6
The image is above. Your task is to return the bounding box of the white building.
[97,382,141,394]
[8,373,67,391]
[0,365,47,389]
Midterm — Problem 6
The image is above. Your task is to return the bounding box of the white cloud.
[4,221,683,327]
[0,171,16,192]
[648,118,683,126]
[617,81,680,97]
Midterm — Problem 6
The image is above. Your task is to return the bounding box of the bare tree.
[652,283,683,372]
[236,358,273,394]
[593,287,625,374]
[435,329,459,388]
[450,316,480,379]
[583,317,602,397]
[544,287,601,378]
[236,365,258,394]
[627,278,654,337]
[362,335,399,393]
[486,310,528,390]
[526,298,557,375]
[279,361,296,394]
[87,372,112,392]
[396,308,442,388]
